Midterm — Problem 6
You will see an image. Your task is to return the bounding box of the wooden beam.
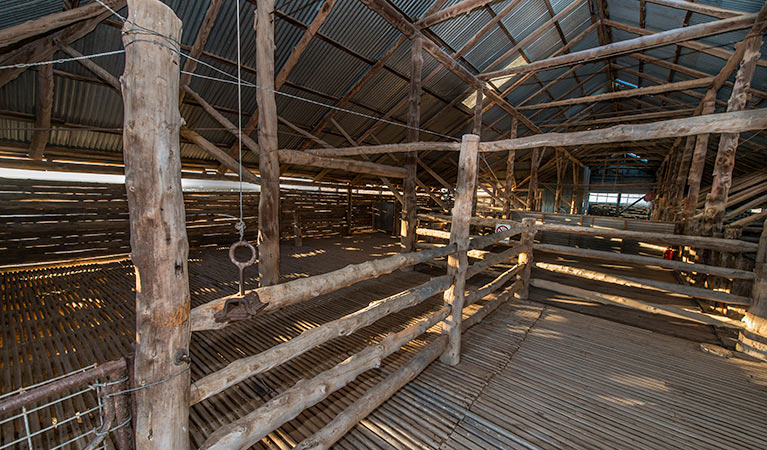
[531,278,744,328]
[121,1,190,449]
[481,12,758,79]
[503,118,518,218]
[190,275,450,405]
[256,0,280,286]
[701,4,766,236]
[329,117,405,204]
[417,0,495,28]
[0,6,119,90]
[294,337,447,450]
[402,34,422,255]
[277,149,407,178]
[738,222,767,360]
[0,0,121,50]
[199,307,449,449]
[641,0,742,19]
[178,0,223,101]
[180,127,260,185]
[218,0,336,173]
[518,77,714,110]
[441,134,479,365]
[606,19,767,68]
[57,43,121,91]
[304,109,767,156]
[28,65,54,160]
[191,244,455,331]
[540,108,694,128]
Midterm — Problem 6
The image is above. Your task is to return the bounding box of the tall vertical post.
[401,34,422,255]
[681,95,715,228]
[517,217,536,299]
[528,148,540,211]
[570,160,579,214]
[504,118,517,219]
[471,89,483,216]
[555,151,565,213]
[345,184,353,235]
[739,219,767,361]
[256,0,281,286]
[121,1,190,448]
[441,134,479,366]
[701,23,764,237]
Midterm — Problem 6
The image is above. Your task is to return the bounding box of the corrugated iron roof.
[0,0,764,184]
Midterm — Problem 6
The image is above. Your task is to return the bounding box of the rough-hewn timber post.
[345,184,353,235]
[471,89,483,216]
[555,150,565,213]
[504,118,517,219]
[517,217,536,299]
[701,21,764,237]
[121,1,190,448]
[401,34,422,256]
[256,0,281,286]
[738,220,767,361]
[570,160,579,214]
[681,95,715,227]
[28,64,54,160]
[528,148,540,211]
[441,134,479,366]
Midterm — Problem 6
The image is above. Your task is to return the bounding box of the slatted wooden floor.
[2,232,766,449]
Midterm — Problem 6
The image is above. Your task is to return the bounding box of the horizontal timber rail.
[191,243,456,331]
[302,109,767,156]
[189,275,452,405]
[531,279,745,329]
[534,243,755,280]
[534,222,758,253]
[189,134,535,448]
[415,225,525,251]
[199,307,451,449]
[536,262,752,306]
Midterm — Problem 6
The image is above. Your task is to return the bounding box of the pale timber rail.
[417,212,758,330]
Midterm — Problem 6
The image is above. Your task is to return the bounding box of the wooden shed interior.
[1,0,767,448]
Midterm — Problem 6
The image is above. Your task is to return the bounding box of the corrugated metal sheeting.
[0,0,764,182]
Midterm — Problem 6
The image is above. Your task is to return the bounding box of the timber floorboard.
[2,232,766,448]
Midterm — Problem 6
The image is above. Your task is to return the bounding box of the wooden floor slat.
[2,233,766,449]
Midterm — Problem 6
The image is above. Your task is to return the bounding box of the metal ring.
[229,240,257,269]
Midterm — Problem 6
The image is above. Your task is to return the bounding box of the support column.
[701,23,764,237]
[28,64,53,160]
[528,148,541,211]
[555,150,565,213]
[682,94,715,227]
[345,184,353,235]
[503,118,517,219]
[441,134,479,366]
[517,217,536,299]
[738,220,767,361]
[256,0,281,286]
[471,89,483,216]
[570,160,579,214]
[121,1,190,448]
[401,34,422,255]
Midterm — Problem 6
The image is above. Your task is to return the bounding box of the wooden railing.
[417,212,760,332]
[186,134,537,449]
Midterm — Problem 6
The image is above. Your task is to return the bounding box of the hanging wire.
[236,0,245,241]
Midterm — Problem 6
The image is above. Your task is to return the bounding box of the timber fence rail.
[0,358,132,450]
[187,134,540,449]
[418,213,758,330]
